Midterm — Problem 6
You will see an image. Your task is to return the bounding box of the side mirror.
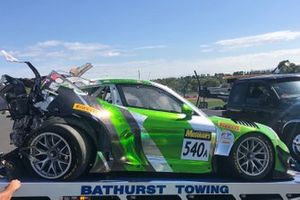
[182,104,193,120]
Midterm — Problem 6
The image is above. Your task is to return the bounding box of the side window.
[83,86,112,103]
[119,84,182,113]
[228,83,247,106]
[246,83,270,106]
[82,86,99,95]
[94,86,112,103]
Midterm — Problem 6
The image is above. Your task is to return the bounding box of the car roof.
[91,78,152,85]
[236,73,300,82]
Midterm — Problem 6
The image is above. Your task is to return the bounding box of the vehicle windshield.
[272,80,300,99]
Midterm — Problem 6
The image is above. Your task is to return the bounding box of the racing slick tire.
[230,133,274,181]
[24,123,91,180]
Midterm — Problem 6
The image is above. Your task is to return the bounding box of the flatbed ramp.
[1,172,300,200]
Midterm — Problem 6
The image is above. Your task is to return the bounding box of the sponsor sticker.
[73,103,100,115]
[184,130,211,140]
[220,131,234,144]
[215,130,234,156]
[181,130,211,161]
[73,103,111,118]
[50,73,61,81]
[218,122,240,132]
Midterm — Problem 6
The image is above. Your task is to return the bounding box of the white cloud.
[14,40,122,61]
[37,40,62,48]
[201,30,300,51]
[216,30,300,47]
[8,41,168,63]
[80,48,300,79]
[63,42,110,51]
[4,40,300,79]
[134,45,166,50]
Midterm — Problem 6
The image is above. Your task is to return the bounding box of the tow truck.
[0,171,300,200]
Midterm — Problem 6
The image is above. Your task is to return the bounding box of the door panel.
[117,83,214,173]
[128,107,213,173]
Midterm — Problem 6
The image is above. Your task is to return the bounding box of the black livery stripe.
[84,96,127,170]
[118,108,155,172]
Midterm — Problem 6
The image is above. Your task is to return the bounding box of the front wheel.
[287,132,300,162]
[230,133,274,181]
[24,124,90,180]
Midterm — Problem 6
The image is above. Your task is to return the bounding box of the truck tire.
[230,133,274,181]
[24,123,91,180]
[286,131,300,162]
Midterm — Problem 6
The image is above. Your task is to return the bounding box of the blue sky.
[1,0,300,79]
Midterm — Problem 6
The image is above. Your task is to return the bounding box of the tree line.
[153,75,227,97]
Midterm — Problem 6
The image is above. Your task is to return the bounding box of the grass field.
[186,97,225,108]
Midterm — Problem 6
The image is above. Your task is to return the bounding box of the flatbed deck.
[0,171,299,200]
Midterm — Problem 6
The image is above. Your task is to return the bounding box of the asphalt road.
[0,115,14,152]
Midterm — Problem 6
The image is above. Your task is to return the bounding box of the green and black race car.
[70,78,290,181]
[0,52,291,181]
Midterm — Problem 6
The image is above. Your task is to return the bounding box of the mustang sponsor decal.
[181,130,211,161]
[218,122,240,132]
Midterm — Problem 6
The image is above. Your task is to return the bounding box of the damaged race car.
[0,51,291,181]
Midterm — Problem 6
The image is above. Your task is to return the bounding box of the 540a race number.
[181,130,211,161]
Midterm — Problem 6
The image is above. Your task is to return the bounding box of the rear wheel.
[230,133,274,181]
[25,124,91,180]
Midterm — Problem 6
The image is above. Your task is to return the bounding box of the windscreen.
[273,80,300,99]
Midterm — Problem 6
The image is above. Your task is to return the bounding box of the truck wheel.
[230,133,274,181]
[25,124,90,180]
[287,132,300,162]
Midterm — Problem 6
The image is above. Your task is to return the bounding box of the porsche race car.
[0,51,291,181]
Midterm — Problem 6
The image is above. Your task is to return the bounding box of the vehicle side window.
[119,84,182,113]
[228,83,247,106]
[83,86,112,103]
[82,86,99,95]
[94,86,112,103]
[246,83,270,106]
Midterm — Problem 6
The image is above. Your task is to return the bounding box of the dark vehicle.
[223,74,300,161]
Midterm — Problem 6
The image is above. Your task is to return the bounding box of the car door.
[244,81,277,126]
[224,82,248,119]
[117,83,214,173]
